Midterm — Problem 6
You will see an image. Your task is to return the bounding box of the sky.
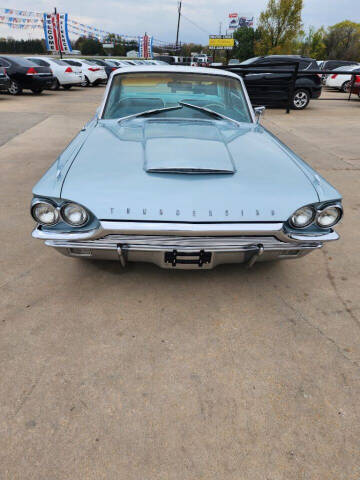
[0,0,359,44]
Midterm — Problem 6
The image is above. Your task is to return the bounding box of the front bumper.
[32,221,339,270]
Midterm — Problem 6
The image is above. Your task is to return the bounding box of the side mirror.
[254,106,265,123]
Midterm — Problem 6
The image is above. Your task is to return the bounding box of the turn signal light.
[65,67,73,73]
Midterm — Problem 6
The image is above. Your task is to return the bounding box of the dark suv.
[234,55,322,109]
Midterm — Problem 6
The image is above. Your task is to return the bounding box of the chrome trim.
[32,221,340,245]
[315,204,343,229]
[60,202,90,227]
[30,199,60,227]
[288,231,339,242]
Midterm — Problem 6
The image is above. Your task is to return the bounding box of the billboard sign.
[209,35,234,50]
[228,14,254,30]
[43,13,72,53]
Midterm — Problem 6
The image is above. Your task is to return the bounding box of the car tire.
[50,78,60,90]
[8,80,22,95]
[292,89,310,110]
[81,76,91,87]
[341,81,351,93]
[31,88,43,94]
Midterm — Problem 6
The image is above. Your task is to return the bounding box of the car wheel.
[81,76,91,87]
[292,89,310,110]
[341,81,351,93]
[8,80,22,95]
[31,88,43,94]
[50,78,60,90]
[63,85,72,90]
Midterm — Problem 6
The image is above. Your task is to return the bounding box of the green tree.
[255,0,303,55]
[79,38,105,56]
[232,27,261,61]
[295,26,326,59]
[324,20,360,61]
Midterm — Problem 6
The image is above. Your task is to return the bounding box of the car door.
[243,59,291,105]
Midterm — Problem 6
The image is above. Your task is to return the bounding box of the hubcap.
[293,91,308,108]
[9,82,19,94]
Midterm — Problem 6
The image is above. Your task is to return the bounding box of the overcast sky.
[0,0,359,44]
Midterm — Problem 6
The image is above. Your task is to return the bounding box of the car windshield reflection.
[102,72,252,124]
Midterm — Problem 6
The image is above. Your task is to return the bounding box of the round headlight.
[61,203,89,226]
[290,206,315,228]
[31,202,59,226]
[316,206,342,228]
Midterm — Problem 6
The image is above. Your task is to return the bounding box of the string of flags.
[0,6,176,52]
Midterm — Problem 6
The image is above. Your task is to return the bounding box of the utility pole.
[219,22,222,35]
[175,1,182,52]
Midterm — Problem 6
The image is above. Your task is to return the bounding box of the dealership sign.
[209,35,235,50]
[43,12,72,53]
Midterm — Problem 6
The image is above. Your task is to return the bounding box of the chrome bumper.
[32,221,339,270]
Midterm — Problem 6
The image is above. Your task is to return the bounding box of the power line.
[180,12,211,36]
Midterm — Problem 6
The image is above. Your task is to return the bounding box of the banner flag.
[138,34,153,59]
[43,13,72,53]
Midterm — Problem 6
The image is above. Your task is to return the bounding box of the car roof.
[111,65,241,80]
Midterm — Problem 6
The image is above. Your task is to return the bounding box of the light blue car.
[31,66,343,270]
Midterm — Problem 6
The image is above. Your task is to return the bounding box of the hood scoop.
[144,122,235,174]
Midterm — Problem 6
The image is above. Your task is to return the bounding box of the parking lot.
[0,86,359,479]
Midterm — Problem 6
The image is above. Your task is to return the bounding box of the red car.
[351,74,360,97]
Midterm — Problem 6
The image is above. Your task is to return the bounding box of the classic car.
[31,66,343,270]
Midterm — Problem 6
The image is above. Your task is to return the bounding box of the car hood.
[60,118,320,223]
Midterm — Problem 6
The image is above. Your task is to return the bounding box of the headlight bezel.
[316,205,343,229]
[289,203,343,230]
[31,199,60,226]
[290,205,316,229]
[60,202,89,227]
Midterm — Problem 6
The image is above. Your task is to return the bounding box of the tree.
[78,38,105,56]
[232,27,260,61]
[295,26,326,59]
[324,21,360,61]
[255,0,303,55]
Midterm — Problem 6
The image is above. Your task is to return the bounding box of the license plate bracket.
[164,250,212,268]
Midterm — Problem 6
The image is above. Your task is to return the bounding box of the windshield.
[102,72,252,123]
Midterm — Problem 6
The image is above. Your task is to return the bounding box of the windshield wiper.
[117,105,183,123]
[179,101,241,127]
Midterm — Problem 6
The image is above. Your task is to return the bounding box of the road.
[0,87,359,480]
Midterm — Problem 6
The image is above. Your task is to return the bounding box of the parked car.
[62,59,107,86]
[0,67,11,92]
[350,75,360,97]
[236,55,322,109]
[228,59,241,65]
[320,60,359,71]
[31,65,343,270]
[26,56,84,90]
[86,59,118,79]
[325,64,360,92]
[0,56,53,95]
